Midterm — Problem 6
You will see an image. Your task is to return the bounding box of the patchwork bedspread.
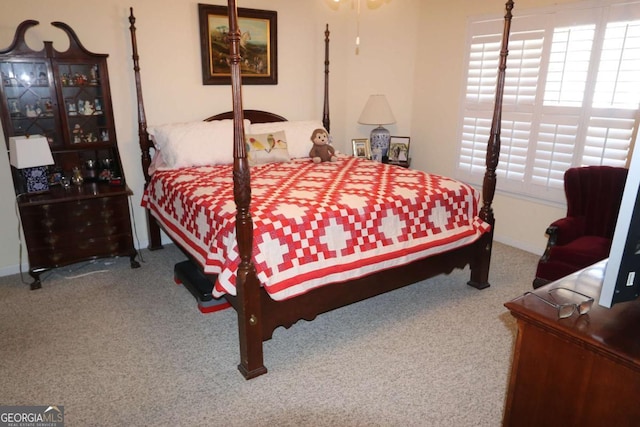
[142,157,490,301]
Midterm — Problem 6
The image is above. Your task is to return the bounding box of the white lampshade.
[358,94,395,126]
[9,135,54,169]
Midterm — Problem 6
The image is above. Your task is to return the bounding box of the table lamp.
[9,135,54,193]
[358,94,395,162]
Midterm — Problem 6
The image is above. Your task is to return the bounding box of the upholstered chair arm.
[548,216,586,245]
[539,216,586,262]
[540,225,558,262]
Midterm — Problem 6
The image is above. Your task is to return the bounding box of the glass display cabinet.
[0,20,139,289]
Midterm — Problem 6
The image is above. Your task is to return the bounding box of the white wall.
[0,0,580,276]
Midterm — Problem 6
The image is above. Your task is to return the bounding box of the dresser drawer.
[19,193,136,270]
[24,215,132,243]
[27,233,135,269]
[22,194,129,223]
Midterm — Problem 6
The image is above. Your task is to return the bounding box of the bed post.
[468,0,514,289]
[323,24,330,132]
[129,8,163,250]
[227,0,267,379]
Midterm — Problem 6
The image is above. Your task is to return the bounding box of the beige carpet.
[0,242,538,426]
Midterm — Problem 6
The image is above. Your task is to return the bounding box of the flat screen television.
[599,140,640,308]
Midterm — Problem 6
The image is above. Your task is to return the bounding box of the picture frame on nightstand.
[352,138,370,159]
[388,136,410,165]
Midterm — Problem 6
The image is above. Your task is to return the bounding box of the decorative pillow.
[248,120,325,159]
[148,119,250,168]
[246,130,290,166]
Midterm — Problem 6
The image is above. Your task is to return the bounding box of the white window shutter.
[457,1,640,204]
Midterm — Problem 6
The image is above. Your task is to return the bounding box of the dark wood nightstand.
[387,158,411,168]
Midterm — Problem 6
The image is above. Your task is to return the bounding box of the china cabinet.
[0,20,139,289]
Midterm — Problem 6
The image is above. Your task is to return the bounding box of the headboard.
[206,110,286,123]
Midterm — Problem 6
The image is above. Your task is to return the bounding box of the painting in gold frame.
[198,4,277,85]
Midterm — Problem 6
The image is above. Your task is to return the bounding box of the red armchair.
[533,166,628,288]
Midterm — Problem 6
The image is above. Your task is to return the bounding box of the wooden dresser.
[17,183,139,289]
[503,261,640,426]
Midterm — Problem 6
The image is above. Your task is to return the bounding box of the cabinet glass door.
[56,62,110,145]
[0,60,60,147]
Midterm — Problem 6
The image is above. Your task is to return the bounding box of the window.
[457,1,640,204]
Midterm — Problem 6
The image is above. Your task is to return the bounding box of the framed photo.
[388,136,410,163]
[198,4,278,85]
[352,138,370,159]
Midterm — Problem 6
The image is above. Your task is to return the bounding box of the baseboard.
[494,235,542,256]
[0,263,27,277]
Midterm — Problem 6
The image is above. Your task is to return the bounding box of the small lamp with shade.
[358,94,395,162]
[9,135,54,193]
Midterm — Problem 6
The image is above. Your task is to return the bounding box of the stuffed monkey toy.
[309,128,337,163]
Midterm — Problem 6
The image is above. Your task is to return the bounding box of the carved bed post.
[227,0,267,379]
[468,0,514,289]
[129,8,162,250]
[323,24,330,132]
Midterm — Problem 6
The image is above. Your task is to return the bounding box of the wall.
[0,0,420,275]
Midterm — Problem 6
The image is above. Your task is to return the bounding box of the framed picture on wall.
[198,4,278,85]
[352,138,370,159]
[388,136,410,163]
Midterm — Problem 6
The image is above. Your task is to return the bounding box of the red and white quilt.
[142,157,490,301]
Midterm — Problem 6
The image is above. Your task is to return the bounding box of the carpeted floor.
[0,242,538,426]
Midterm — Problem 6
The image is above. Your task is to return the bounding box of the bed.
[128,0,514,379]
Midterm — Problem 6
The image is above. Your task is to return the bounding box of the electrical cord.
[128,193,145,263]
[14,194,30,285]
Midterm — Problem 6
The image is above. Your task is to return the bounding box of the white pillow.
[248,120,325,159]
[246,130,290,166]
[148,119,250,168]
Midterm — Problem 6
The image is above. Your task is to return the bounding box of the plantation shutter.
[457,1,640,204]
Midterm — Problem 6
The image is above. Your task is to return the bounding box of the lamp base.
[23,166,50,193]
[369,126,391,162]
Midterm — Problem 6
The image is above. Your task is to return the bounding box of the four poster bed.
[128,0,514,379]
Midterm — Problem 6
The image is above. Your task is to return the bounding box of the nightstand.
[387,158,411,168]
